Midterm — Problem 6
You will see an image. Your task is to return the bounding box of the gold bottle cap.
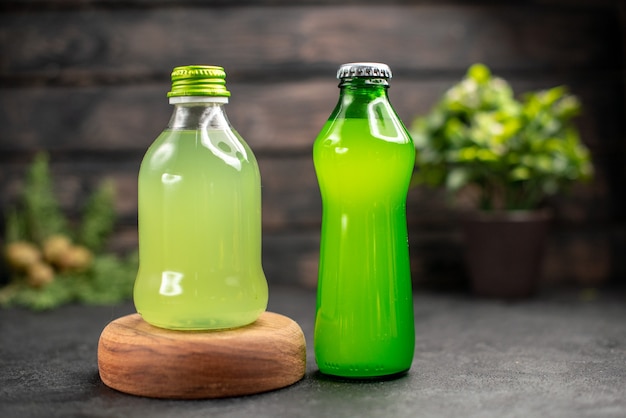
[167,65,231,98]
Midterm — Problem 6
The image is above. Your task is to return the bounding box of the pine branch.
[23,153,67,244]
[78,180,116,253]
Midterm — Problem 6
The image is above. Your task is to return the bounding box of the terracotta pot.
[461,210,552,299]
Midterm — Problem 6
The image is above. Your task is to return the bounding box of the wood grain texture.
[0,76,621,154]
[1,5,620,79]
[97,311,306,399]
[0,1,623,287]
[0,153,613,231]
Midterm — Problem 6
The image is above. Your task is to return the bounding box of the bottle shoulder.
[327,88,403,121]
[168,102,233,130]
[315,117,414,147]
[142,127,258,174]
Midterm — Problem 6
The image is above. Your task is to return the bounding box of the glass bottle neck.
[333,77,391,119]
[167,98,231,130]
[339,76,389,90]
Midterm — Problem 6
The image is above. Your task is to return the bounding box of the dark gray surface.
[1,285,625,418]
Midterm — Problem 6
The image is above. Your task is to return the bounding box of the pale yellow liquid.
[134,128,268,330]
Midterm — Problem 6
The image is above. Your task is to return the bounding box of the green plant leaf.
[446,167,470,191]
[510,166,531,181]
[467,63,491,84]
[410,63,593,211]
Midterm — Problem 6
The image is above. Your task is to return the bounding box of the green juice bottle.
[313,62,416,378]
[133,65,268,330]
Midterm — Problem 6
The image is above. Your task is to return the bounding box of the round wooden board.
[97,311,306,399]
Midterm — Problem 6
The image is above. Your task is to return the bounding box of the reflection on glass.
[201,128,247,171]
[152,142,175,166]
[161,173,182,184]
[340,213,349,237]
[159,271,184,296]
[367,98,404,143]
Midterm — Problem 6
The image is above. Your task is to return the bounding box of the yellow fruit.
[43,234,72,265]
[57,245,93,273]
[26,262,55,288]
[5,241,42,272]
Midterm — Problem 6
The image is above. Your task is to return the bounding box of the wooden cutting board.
[97,311,306,399]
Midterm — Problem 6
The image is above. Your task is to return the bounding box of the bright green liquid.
[313,116,416,378]
[134,128,268,330]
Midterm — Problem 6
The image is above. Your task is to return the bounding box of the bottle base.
[137,311,263,331]
[315,367,410,382]
[141,319,250,331]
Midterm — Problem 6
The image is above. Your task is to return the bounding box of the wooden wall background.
[1,0,624,290]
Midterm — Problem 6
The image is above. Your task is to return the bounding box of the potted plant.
[410,64,593,298]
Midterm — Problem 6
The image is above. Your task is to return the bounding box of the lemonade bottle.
[134,65,268,330]
[313,62,415,378]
